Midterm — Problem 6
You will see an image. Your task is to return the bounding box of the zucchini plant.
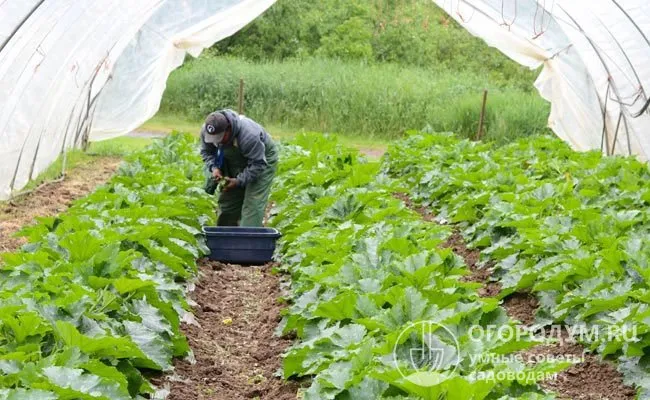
[0,134,214,399]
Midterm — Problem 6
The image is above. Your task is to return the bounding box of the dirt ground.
[502,292,636,399]
[164,260,300,400]
[518,327,636,400]
[393,192,435,222]
[440,231,502,297]
[0,157,120,253]
[502,292,539,325]
[392,193,500,297]
[359,148,386,160]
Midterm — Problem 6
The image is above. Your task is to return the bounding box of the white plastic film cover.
[433,0,650,159]
[0,0,275,200]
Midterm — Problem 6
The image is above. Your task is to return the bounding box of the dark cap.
[203,112,229,144]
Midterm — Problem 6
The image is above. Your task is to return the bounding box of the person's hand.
[223,178,238,192]
[212,168,223,180]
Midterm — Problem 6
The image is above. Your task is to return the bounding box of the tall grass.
[161,56,549,142]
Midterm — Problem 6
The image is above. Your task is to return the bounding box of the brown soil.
[394,192,498,296]
[503,292,539,325]
[501,293,634,398]
[0,157,120,253]
[439,231,501,297]
[359,148,386,160]
[393,192,435,222]
[520,328,636,400]
[543,357,635,400]
[441,232,479,268]
[164,260,300,400]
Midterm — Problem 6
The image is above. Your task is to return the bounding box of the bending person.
[200,109,278,227]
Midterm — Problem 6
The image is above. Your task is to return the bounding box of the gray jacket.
[200,109,275,187]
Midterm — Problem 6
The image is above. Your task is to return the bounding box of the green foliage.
[384,132,650,397]
[0,134,214,398]
[270,133,568,399]
[161,57,549,142]
[214,0,536,87]
[317,17,374,60]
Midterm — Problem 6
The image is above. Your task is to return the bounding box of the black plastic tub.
[202,226,282,265]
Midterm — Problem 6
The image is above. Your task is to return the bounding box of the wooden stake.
[238,78,245,115]
[476,89,488,140]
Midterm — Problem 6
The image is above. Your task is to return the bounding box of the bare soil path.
[0,156,120,253]
[359,148,386,159]
[165,260,300,400]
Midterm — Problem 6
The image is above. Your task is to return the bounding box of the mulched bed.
[163,260,300,400]
[440,231,501,297]
[520,328,636,400]
[0,157,120,253]
[502,292,539,326]
[393,192,435,222]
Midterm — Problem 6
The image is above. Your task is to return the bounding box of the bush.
[317,17,374,60]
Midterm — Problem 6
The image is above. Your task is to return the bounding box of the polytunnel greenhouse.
[1,1,650,400]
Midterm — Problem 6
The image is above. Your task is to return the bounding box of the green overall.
[205,141,278,227]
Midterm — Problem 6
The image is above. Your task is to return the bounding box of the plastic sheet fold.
[0,0,275,199]
[434,0,650,159]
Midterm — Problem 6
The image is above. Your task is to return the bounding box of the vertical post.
[238,78,245,115]
[476,89,488,140]
[61,147,68,178]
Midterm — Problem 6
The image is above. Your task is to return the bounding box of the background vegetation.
[157,0,549,142]
[213,0,537,88]
[161,57,548,142]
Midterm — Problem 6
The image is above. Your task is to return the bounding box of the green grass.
[160,56,549,143]
[142,113,390,152]
[88,136,152,156]
[14,137,152,195]
[140,114,202,135]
